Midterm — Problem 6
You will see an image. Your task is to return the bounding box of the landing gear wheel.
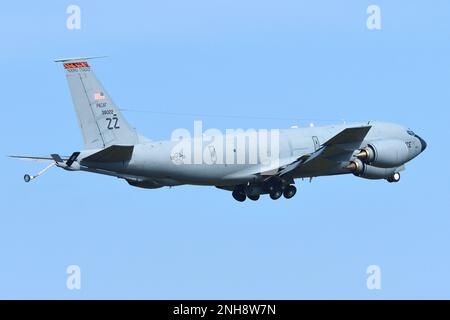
[24,174,31,183]
[266,181,281,193]
[387,172,401,183]
[269,189,283,200]
[283,185,297,199]
[247,194,260,201]
[232,190,246,202]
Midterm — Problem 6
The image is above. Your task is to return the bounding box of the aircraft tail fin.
[56,57,138,149]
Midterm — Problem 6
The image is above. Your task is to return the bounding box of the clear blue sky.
[1,0,449,299]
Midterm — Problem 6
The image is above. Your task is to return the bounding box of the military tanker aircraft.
[11,57,427,202]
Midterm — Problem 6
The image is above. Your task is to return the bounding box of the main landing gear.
[269,189,283,200]
[267,180,297,201]
[268,185,297,200]
[283,185,297,199]
[232,181,297,202]
[232,189,247,202]
[247,194,260,201]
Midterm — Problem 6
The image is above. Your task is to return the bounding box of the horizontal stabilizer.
[54,56,108,63]
[82,145,134,163]
[9,155,69,162]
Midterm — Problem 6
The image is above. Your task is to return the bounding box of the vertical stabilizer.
[56,57,138,149]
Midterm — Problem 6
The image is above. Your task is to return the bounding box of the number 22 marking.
[106,117,120,130]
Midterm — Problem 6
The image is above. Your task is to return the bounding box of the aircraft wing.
[275,125,372,177]
[322,125,372,146]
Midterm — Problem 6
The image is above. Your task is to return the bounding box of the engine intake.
[356,139,409,168]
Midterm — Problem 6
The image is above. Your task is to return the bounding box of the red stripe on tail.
[64,62,90,69]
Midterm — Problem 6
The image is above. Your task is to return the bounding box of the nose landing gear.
[387,172,401,183]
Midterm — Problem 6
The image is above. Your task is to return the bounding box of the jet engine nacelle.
[346,159,398,180]
[356,139,409,168]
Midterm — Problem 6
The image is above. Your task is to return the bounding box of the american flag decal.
[94,92,105,100]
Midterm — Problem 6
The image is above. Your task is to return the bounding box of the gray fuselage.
[76,121,425,189]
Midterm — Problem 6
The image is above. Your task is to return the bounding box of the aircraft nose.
[416,134,427,152]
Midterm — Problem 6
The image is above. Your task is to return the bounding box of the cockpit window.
[407,130,415,136]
